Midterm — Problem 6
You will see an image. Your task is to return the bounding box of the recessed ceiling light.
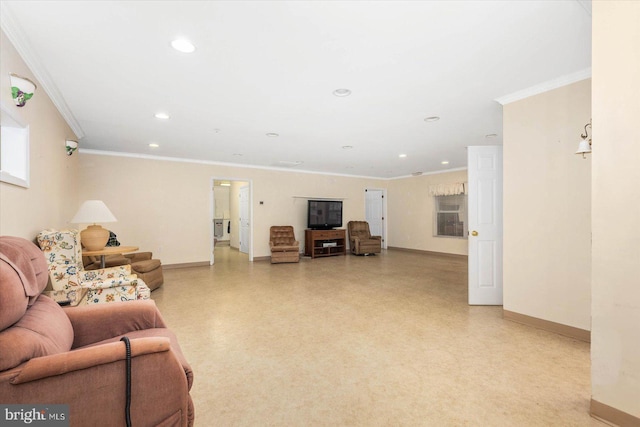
[441,160,449,165]
[149,143,159,148]
[342,145,353,150]
[154,112,170,119]
[213,129,221,133]
[399,154,407,158]
[266,133,279,137]
[424,116,440,122]
[171,38,196,53]
[485,133,497,138]
[333,88,352,97]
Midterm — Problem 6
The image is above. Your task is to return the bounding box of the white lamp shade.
[70,200,117,224]
[576,138,592,155]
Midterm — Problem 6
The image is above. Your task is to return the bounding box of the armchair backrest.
[347,221,372,240]
[270,226,296,246]
[36,229,83,291]
[0,236,74,371]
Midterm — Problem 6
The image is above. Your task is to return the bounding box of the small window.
[0,106,30,188]
[434,194,467,238]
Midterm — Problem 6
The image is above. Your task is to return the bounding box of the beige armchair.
[347,221,382,255]
[37,229,150,304]
[269,226,300,263]
[0,236,194,426]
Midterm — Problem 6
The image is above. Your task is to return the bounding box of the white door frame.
[365,188,387,249]
[210,177,253,265]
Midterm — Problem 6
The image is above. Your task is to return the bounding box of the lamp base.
[80,225,109,251]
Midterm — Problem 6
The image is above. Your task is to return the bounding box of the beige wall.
[0,30,78,239]
[387,169,468,256]
[591,1,640,419]
[502,79,592,331]
[79,153,468,263]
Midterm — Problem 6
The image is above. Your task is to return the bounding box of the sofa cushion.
[0,237,49,330]
[0,295,74,371]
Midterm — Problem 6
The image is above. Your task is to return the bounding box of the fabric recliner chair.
[347,221,382,255]
[37,229,150,304]
[269,226,300,263]
[0,236,194,426]
[84,252,164,291]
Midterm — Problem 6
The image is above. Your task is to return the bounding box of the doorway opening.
[211,178,253,265]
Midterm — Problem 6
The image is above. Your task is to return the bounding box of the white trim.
[79,148,387,180]
[494,68,592,105]
[0,2,84,139]
[388,167,468,180]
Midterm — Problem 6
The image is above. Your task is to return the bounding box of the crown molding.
[494,67,592,106]
[80,149,466,180]
[79,149,387,180]
[0,3,84,138]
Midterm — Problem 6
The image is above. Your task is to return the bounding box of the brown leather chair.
[84,251,164,291]
[0,236,194,426]
[269,226,300,263]
[347,221,382,255]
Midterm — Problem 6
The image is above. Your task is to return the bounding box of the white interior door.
[468,146,503,305]
[365,189,385,248]
[239,185,250,254]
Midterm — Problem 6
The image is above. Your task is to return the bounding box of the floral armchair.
[36,229,150,305]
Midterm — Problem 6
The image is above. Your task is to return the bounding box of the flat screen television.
[307,200,343,230]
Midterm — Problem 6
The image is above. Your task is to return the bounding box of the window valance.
[428,182,467,196]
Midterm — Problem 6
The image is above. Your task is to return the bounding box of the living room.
[1,1,638,426]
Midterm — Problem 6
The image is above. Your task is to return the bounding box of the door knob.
[471,231,478,236]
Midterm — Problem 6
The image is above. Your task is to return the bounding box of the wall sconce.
[576,119,592,159]
[9,73,37,107]
[65,140,78,156]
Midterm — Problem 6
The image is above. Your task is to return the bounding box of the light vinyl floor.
[152,248,603,427]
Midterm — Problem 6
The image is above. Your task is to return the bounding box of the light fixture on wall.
[9,73,37,107]
[65,140,78,156]
[70,200,117,251]
[576,119,592,159]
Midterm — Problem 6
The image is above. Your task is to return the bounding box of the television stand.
[305,229,346,258]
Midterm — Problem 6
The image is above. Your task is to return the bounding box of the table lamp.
[70,200,117,251]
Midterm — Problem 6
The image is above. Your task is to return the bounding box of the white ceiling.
[2,1,591,178]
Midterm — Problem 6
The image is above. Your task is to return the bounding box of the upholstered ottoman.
[126,254,164,291]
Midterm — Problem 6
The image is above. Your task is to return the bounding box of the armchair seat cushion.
[270,244,300,252]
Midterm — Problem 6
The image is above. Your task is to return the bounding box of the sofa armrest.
[65,300,168,348]
[125,252,153,263]
[371,236,382,241]
[11,337,169,384]
[1,337,191,427]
